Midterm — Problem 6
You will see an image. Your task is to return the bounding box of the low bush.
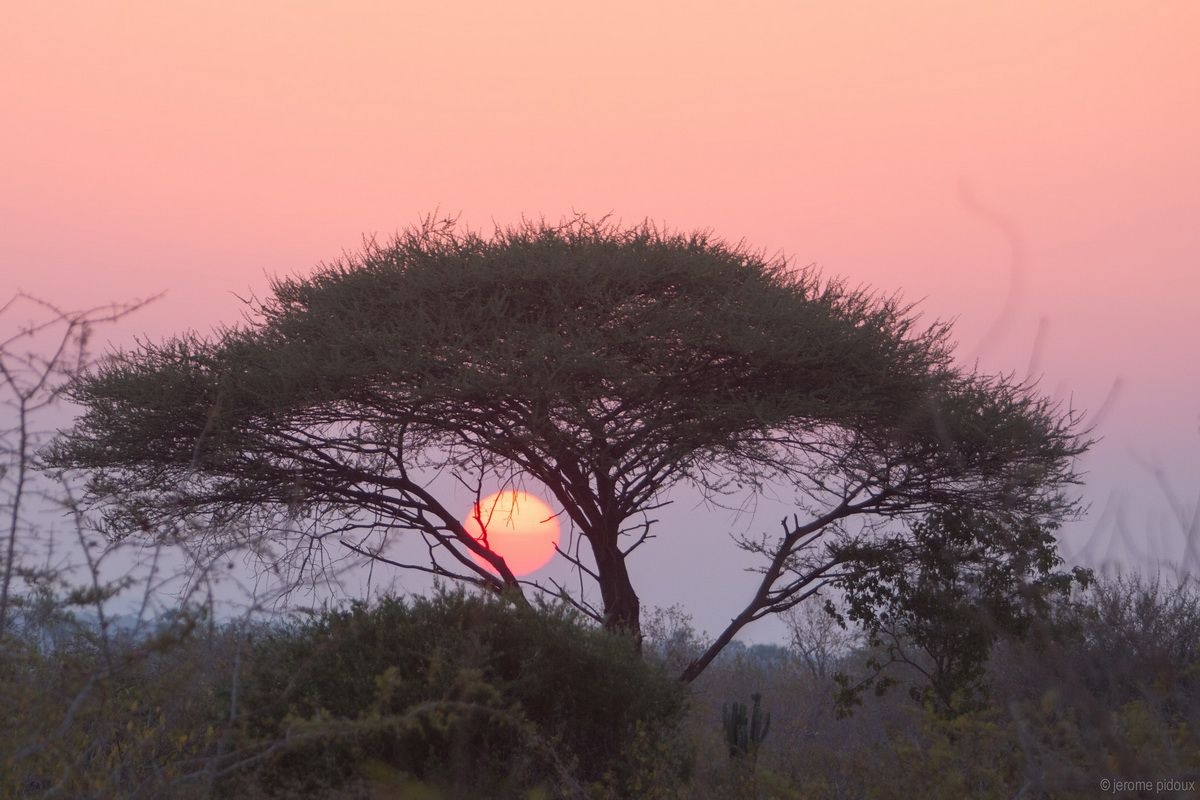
[233,590,690,798]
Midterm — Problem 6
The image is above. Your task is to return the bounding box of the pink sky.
[3,2,1198,634]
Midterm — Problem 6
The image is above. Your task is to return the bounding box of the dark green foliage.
[55,222,954,493]
[831,507,1092,714]
[721,692,771,762]
[236,590,689,796]
[46,219,957,554]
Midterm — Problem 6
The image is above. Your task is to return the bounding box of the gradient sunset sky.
[4,2,1197,638]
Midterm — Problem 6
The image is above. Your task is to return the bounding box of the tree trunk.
[589,532,642,649]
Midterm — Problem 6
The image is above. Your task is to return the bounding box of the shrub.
[234,590,689,797]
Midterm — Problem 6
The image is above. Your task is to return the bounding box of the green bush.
[235,590,689,797]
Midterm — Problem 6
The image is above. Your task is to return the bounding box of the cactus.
[721,692,771,762]
[721,699,747,758]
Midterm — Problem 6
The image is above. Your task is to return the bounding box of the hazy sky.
[4,2,1197,640]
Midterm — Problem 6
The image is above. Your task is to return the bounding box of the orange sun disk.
[462,490,561,576]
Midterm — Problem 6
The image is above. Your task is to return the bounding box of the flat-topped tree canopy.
[47,218,1088,673]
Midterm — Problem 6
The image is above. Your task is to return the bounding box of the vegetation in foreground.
[3,577,1199,799]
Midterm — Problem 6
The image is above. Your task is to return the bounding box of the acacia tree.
[45,218,1089,681]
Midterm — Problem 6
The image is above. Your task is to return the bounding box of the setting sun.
[463,490,561,576]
